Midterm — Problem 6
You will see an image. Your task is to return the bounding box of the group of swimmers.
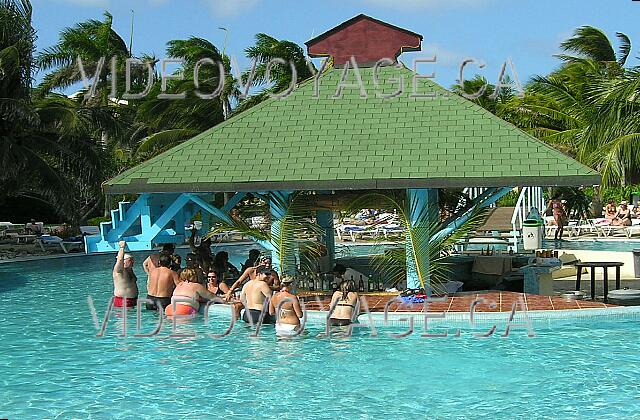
[111,240,360,336]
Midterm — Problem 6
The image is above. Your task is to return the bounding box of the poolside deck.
[301,291,619,313]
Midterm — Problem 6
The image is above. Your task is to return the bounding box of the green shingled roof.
[105,65,600,193]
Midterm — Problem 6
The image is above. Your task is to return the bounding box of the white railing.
[511,186,546,231]
[462,187,496,209]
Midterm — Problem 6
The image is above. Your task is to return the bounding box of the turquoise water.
[337,240,640,255]
[544,239,640,252]
[1,245,640,418]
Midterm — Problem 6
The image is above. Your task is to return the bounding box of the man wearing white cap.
[112,240,138,308]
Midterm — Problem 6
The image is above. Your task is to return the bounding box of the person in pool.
[143,243,175,289]
[239,267,274,324]
[269,275,303,336]
[328,279,359,327]
[145,253,180,311]
[165,268,220,317]
[224,255,280,300]
[207,269,230,297]
[112,241,138,308]
[185,252,207,284]
[189,227,213,274]
[213,251,240,284]
[241,249,261,272]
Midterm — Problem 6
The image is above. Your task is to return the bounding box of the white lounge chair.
[376,223,405,238]
[80,226,100,236]
[36,235,84,253]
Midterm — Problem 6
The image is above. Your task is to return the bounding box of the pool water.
[1,244,640,418]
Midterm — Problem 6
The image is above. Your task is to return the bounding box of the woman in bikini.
[207,270,230,297]
[605,200,617,221]
[545,197,567,240]
[269,276,303,337]
[328,279,359,327]
[165,268,219,317]
[612,201,632,226]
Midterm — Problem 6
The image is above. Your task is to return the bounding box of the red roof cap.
[306,14,423,66]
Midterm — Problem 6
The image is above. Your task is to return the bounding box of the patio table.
[575,261,624,303]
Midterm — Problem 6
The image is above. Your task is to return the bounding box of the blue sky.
[30,0,640,89]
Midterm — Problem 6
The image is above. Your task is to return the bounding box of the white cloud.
[363,0,488,10]
[202,0,259,17]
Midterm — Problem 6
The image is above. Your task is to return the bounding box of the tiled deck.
[300,292,619,313]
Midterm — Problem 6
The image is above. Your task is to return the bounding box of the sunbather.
[605,200,617,220]
[612,201,632,226]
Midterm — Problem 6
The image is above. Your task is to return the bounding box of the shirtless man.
[224,255,280,301]
[145,254,180,311]
[143,243,175,288]
[112,241,138,308]
[239,268,274,324]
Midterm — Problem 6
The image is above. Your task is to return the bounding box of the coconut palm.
[126,37,229,159]
[497,26,640,187]
[345,191,488,293]
[36,11,130,103]
[0,0,67,203]
[233,34,315,114]
[203,192,324,275]
[1,1,121,225]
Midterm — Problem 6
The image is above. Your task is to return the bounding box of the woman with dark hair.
[545,195,567,240]
[328,279,359,327]
[207,270,230,297]
[213,251,240,284]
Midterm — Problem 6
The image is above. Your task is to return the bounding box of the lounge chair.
[80,226,100,236]
[376,223,405,239]
[36,235,84,253]
[335,224,379,242]
[624,219,640,238]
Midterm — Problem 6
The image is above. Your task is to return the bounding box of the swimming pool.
[1,245,640,418]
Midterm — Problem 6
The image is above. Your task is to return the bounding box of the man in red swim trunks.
[113,241,138,308]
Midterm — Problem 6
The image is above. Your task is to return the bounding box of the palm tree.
[0,1,119,225]
[345,191,488,293]
[0,0,65,202]
[496,26,640,187]
[233,34,315,115]
[127,37,229,159]
[36,11,130,103]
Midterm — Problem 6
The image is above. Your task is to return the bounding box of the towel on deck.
[472,256,513,276]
